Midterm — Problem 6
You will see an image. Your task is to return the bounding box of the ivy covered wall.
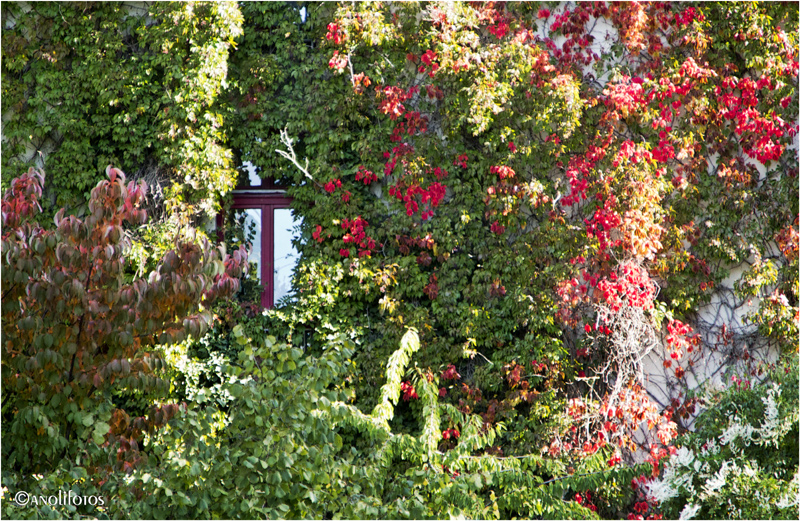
[2,2,798,519]
[2,1,242,261]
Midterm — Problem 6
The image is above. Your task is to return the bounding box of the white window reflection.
[273,208,301,303]
[241,161,262,187]
[233,208,262,284]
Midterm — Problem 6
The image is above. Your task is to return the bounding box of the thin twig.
[275,128,314,181]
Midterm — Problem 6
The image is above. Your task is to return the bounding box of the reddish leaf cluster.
[423,273,438,300]
[388,181,446,219]
[453,154,468,169]
[400,380,418,401]
[2,167,246,473]
[441,427,460,440]
[341,216,376,258]
[441,364,460,381]
[355,165,378,185]
[325,22,346,45]
[574,491,598,513]
[490,221,505,235]
[419,49,439,77]
[324,178,342,193]
[328,50,347,72]
[489,165,515,179]
[377,85,418,121]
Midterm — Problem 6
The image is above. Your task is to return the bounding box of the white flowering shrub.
[647,354,798,520]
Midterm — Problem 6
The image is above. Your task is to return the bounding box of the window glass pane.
[273,208,301,304]
[232,208,263,284]
[241,162,262,187]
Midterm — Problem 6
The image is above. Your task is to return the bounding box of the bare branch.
[275,128,314,181]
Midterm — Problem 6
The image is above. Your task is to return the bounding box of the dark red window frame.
[218,189,293,309]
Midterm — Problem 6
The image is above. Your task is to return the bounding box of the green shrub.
[648,355,799,519]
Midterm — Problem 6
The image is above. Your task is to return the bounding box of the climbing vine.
[1,1,242,274]
[1,1,797,519]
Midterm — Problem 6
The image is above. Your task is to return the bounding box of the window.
[219,166,301,309]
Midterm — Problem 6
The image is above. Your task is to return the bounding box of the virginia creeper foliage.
[1,1,797,519]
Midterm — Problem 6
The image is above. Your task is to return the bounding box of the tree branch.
[275,128,314,181]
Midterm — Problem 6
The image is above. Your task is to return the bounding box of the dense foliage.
[1,1,242,274]
[2,1,798,519]
[648,355,798,519]
[1,166,246,517]
[242,3,798,514]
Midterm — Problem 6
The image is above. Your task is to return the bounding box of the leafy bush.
[117,326,363,519]
[647,355,799,519]
[1,167,246,517]
[113,326,646,519]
